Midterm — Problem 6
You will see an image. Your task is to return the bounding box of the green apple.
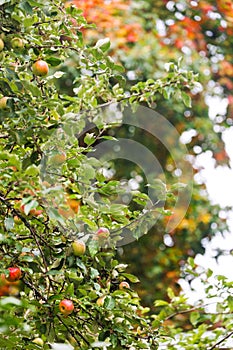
[11,37,24,49]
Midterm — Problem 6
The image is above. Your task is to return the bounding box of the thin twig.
[56,314,90,346]
[208,330,233,350]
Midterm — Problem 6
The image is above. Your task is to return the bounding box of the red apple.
[6,267,22,282]
[119,281,130,290]
[59,299,74,316]
[95,227,110,240]
[72,240,86,256]
[32,60,49,76]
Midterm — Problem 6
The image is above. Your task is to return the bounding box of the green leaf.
[104,295,115,310]
[154,300,169,307]
[46,57,63,66]
[23,17,35,27]
[88,239,99,257]
[121,273,139,283]
[181,91,192,107]
[24,200,38,215]
[22,80,41,97]
[190,311,200,326]
[95,38,111,52]
[167,287,175,300]
[25,164,39,176]
[4,217,14,230]
[84,132,96,146]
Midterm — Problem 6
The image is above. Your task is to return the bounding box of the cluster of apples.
[0,267,22,297]
[59,228,112,315]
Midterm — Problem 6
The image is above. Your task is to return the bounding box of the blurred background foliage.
[63,0,233,307]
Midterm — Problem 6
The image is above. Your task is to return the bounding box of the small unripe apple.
[119,281,130,290]
[0,96,8,109]
[96,295,106,307]
[59,299,74,316]
[72,240,86,256]
[32,60,49,76]
[6,267,22,282]
[95,227,110,240]
[0,38,4,51]
[11,37,24,49]
[32,338,44,347]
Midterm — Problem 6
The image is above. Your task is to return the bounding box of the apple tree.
[0,0,200,349]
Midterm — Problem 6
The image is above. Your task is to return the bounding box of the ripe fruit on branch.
[32,60,49,76]
[72,240,86,256]
[11,37,24,49]
[95,227,110,240]
[0,273,20,296]
[6,267,22,282]
[0,96,8,109]
[59,299,74,316]
[119,281,130,290]
[0,38,4,51]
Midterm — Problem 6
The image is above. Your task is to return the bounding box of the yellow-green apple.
[72,240,86,256]
[11,37,24,49]
[0,96,8,109]
[0,38,4,51]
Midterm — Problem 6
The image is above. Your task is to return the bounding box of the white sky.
[180,100,233,305]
